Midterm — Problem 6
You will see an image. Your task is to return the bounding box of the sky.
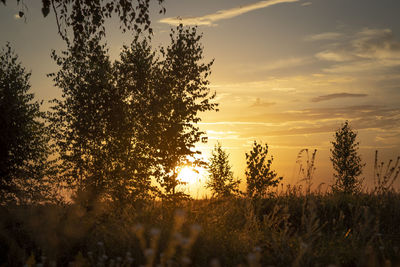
[1,0,400,196]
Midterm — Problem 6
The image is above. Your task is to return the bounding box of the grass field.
[1,190,400,266]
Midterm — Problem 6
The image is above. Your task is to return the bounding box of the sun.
[178,166,199,184]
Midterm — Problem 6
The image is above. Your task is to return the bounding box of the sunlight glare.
[178,166,199,184]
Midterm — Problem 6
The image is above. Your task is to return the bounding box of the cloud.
[210,79,298,92]
[230,105,400,137]
[323,58,400,74]
[311,93,368,102]
[315,28,400,74]
[204,105,400,125]
[315,50,354,62]
[305,32,343,41]
[301,2,312,7]
[206,130,241,140]
[352,28,400,59]
[199,121,276,126]
[214,92,231,101]
[242,57,311,73]
[199,104,400,150]
[159,0,300,26]
[250,98,276,107]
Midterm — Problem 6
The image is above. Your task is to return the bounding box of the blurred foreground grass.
[1,191,400,266]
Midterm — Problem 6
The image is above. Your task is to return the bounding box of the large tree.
[49,25,218,206]
[330,121,364,194]
[48,31,150,208]
[149,25,218,200]
[0,43,53,204]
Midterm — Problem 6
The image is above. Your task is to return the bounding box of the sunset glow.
[178,166,201,185]
[178,166,208,186]
[1,1,400,264]
[1,0,399,194]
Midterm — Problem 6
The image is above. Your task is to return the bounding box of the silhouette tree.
[49,25,218,206]
[48,31,121,207]
[245,141,282,198]
[330,121,364,194]
[151,25,218,200]
[109,36,161,206]
[49,31,159,208]
[0,44,53,204]
[206,142,240,198]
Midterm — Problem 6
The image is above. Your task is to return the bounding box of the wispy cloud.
[250,98,276,107]
[301,2,312,7]
[316,50,353,62]
[159,0,300,26]
[202,105,400,138]
[206,130,240,140]
[205,105,398,124]
[315,28,400,74]
[240,57,311,73]
[305,32,343,41]
[311,93,368,102]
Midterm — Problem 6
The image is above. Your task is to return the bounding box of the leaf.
[42,6,50,17]
[41,0,50,17]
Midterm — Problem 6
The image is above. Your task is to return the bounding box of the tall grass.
[296,149,318,195]
[1,192,400,266]
[373,150,400,195]
[1,150,400,266]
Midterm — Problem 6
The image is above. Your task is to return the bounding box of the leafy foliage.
[151,26,218,200]
[245,141,282,198]
[1,0,166,40]
[49,34,110,206]
[48,32,157,207]
[206,142,240,198]
[330,121,364,194]
[0,43,53,204]
[49,25,217,205]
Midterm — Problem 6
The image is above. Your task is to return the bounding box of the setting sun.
[177,166,200,184]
